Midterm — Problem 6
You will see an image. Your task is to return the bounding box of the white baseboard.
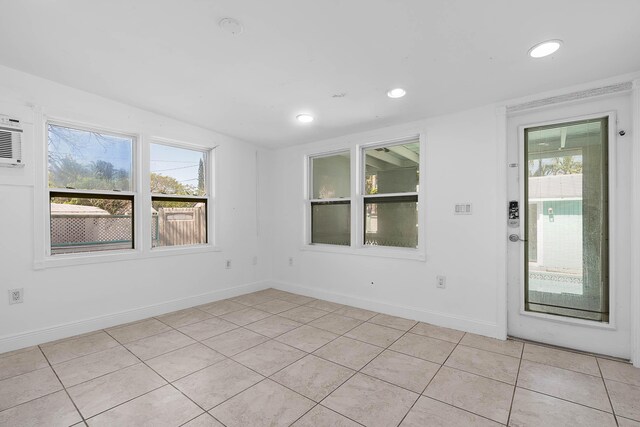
[0,280,270,354]
[267,280,501,339]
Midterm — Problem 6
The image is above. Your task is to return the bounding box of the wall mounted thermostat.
[508,200,519,228]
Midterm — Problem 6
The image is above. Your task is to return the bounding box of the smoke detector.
[219,18,243,35]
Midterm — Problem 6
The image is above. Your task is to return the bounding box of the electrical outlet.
[252,256,258,266]
[8,288,23,304]
[225,259,232,269]
[288,257,294,267]
[436,276,446,289]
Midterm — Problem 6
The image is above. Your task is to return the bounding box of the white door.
[507,95,632,359]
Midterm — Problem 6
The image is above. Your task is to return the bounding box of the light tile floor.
[1,288,639,426]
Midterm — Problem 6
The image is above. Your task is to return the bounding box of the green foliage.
[48,155,130,191]
[197,158,205,193]
[150,172,200,196]
[529,156,583,177]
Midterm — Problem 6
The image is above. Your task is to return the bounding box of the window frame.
[303,134,426,261]
[45,120,138,258]
[34,115,219,270]
[149,139,213,250]
[305,149,353,247]
[360,139,420,250]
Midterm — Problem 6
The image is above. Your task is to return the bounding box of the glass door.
[524,118,609,322]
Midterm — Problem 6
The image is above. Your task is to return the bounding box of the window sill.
[33,244,221,270]
[301,244,426,261]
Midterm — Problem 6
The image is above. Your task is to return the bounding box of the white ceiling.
[1,0,639,148]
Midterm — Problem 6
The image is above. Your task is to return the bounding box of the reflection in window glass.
[150,143,207,196]
[311,201,350,246]
[364,197,418,248]
[309,152,351,246]
[364,142,419,195]
[363,139,419,248]
[48,124,133,191]
[311,152,350,199]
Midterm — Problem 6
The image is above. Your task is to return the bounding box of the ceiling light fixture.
[387,88,406,98]
[528,40,562,58]
[219,17,243,35]
[296,114,314,123]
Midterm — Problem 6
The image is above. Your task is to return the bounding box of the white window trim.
[148,138,216,251]
[305,150,352,247]
[302,133,426,261]
[33,115,220,270]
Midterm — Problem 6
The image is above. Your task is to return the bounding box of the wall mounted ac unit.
[0,116,23,167]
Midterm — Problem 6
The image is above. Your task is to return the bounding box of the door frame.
[498,77,640,366]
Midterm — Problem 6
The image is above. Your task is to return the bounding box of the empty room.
[1,1,640,426]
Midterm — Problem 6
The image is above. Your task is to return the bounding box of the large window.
[306,137,422,253]
[150,143,209,248]
[47,123,135,255]
[308,152,351,245]
[363,139,420,248]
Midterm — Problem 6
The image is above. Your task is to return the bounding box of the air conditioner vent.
[0,116,23,167]
[0,130,12,158]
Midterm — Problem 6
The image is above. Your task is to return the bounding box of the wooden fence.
[153,206,206,247]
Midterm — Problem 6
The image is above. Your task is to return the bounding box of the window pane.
[364,196,418,248]
[311,201,350,245]
[364,141,419,195]
[50,194,133,255]
[525,117,609,322]
[311,152,350,199]
[48,124,133,191]
[152,198,207,247]
[151,144,207,196]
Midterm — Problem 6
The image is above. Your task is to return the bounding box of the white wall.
[269,105,505,338]
[1,63,637,362]
[0,65,273,352]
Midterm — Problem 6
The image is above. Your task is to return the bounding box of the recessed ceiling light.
[528,40,562,58]
[387,88,406,98]
[219,17,243,35]
[296,114,314,123]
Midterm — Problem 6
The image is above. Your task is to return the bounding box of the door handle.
[509,234,527,242]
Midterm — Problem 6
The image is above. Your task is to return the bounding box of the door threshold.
[507,335,631,364]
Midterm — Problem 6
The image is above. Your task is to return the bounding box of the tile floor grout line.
[38,329,105,348]
[0,348,49,383]
[153,314,215,330]
[395,332,466,426]
[37,344,87,425]
[454,339,524,359]
[519,355,605,378]
[314,318,422,426]
[596,357,620,426]
[3,289,637,425]
[506,338,525,426]
[73,345,190,423]
[411,332,519,426]
[82,383,168,422]
[119,338,198,365]
[102,326,168,346]
[37,330,121,366]
[212,302,391,425]
[118,343,216,418]
[513,385,618,415]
